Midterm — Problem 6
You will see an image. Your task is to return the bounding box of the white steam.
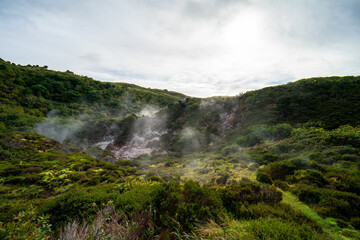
[96,136,115,150]
[111,106,167,159]
[138,105,160,117]
[33,110,83,143]
[180,127,205,153]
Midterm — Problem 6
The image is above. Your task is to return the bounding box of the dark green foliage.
[341,229,360,239]
[244,217,323,240]
[296,187,322,204]
[256,171,273,184]
[293,169,328,187]
[0,206,52,240]
[293,184,360,220]
[0,132,134,224]
[116,159,140,167]
[325,125,360,147]
[40,187,111,228]
[40,183,155,230]
[336,218,349,228]
[0,58,185,132]
[244,76,360,128]
[152,181,223,231]
[236,124,292,147]
[250,203,319,228]
[264,158,312,181]
[220,182,282,219]
[273,180,290,191]
[246,124,360,225]
[351,217,360,230]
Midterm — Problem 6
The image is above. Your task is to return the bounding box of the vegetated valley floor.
[0,58,360,239]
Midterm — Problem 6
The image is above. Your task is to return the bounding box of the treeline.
[243,76,360,128]
[0,59,185,132]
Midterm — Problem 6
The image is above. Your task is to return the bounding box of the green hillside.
[242,77,360,128]
[0,59,359,239]
[0,58,186,132]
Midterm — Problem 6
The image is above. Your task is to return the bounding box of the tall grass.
[59,204,152,240]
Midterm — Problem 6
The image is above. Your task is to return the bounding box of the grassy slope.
[0,132,137,222]
[281,191,347,240]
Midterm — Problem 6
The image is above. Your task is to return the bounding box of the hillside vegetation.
[0,58,185,132]
[0,58,360,239]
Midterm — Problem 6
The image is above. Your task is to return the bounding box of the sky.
[0,0,360,97]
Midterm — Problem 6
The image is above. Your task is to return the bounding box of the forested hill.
[240,76,360,128]
[0,58,186,132]
[1,57,360,133]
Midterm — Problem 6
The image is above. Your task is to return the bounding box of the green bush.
[340,229,360,239]
[245,217,324,240]
[273,180,290,191]
[235,124,292,148]
[151,181,224,231]
[296,187,322,205]
[220,183,282,219]
[265,158,312,181]
[151,181,181,229]
[351,217,360,230]
[324,171,360,195]
[273,123,292,140]
[249,203,320,229]
[40,185,120,229]
[293,184,360,220]
[336,219,348,228]
[256,171,273,184]
[293,169,327,187]
[0,206,52,240]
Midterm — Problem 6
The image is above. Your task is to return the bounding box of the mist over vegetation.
[1,58,360,239]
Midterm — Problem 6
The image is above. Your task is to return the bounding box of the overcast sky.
[1,0,360,97]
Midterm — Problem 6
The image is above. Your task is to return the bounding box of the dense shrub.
[326,125,360,147]
[256,171,273,184]
[273,180,290,191]
[220,182,282,219]
[296,187,322,205]
[40,185,121,229]
[152,181,223,231]
[235,124,292,147]
[324,171,360,195]
[293,184,360,220]
[244,217,324,240]
[293,169,328,187]
[265,158,312,181]
[336,218,348,228]
[351,217,360,230]
[0,206,52,240]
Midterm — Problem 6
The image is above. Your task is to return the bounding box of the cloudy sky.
[1,0,360,97]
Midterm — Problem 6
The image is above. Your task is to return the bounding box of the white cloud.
[0,0,359,97]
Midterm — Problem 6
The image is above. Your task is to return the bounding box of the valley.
[0,58,359,239]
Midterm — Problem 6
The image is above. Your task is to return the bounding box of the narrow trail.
[281,191,356,240]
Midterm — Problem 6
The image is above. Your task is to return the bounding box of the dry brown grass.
[59,204,152,240]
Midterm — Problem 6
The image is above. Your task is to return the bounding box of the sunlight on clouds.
[221,9,265,56]
[0,0,359,97]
